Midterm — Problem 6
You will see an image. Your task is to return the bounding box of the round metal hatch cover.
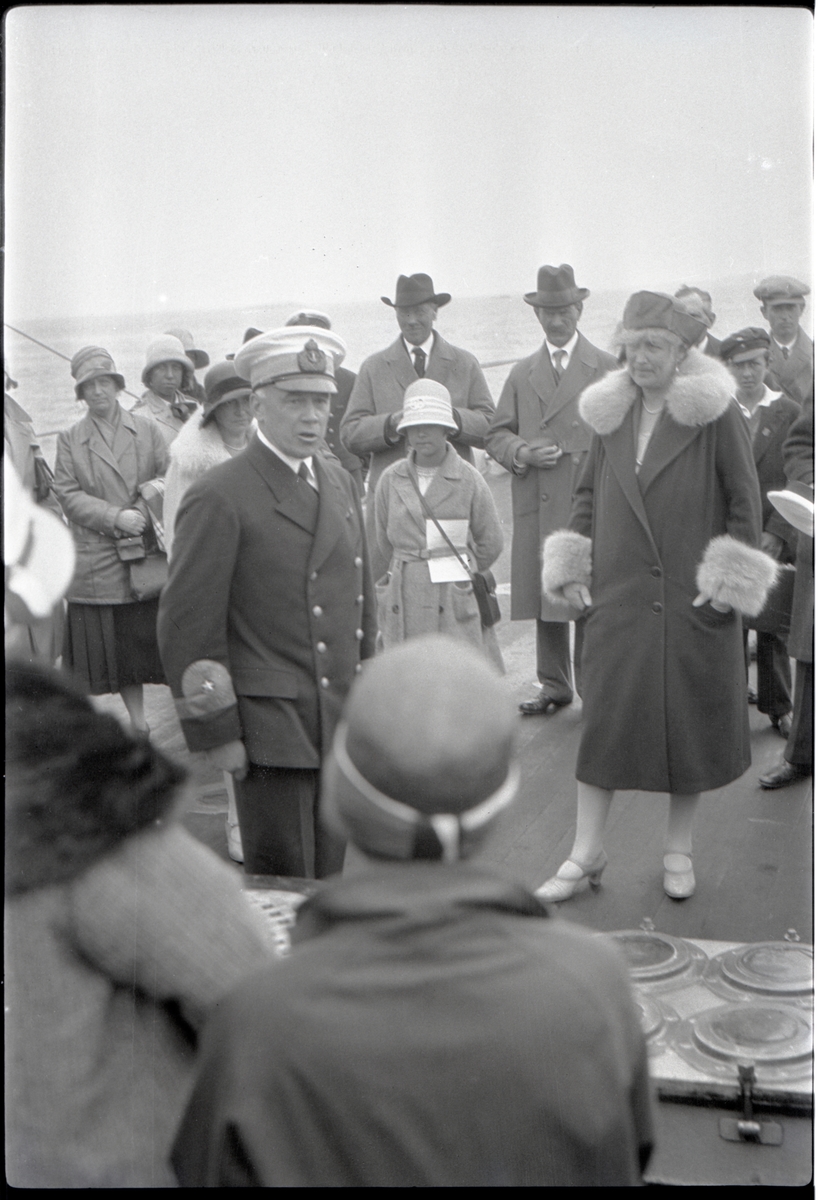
[633,993,679,1053]
[671,1002,813,1083]
[703,942,813,1006]
[607,930,706,989]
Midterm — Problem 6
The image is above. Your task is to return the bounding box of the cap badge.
[297,339,327,374]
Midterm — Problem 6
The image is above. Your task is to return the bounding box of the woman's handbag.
[116,535,147,562]
[406,469,502,628]
[743,562,796,639]
[129,553,169,601]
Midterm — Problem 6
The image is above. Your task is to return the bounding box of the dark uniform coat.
[783,397,814,663]
[542,350,773,794]
[325,364,365,493]
[486,333,617,621]
[766,326,813,408]
[750,389,801,560]
[172,863,653,1188]
[157,434,377,766]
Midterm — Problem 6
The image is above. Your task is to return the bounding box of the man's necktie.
[412,347,426,377]
[781,346,790,359]
[298,461,317,490]
[553,350,566,378]
[296,461,319,524]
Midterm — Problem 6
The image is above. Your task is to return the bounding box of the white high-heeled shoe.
[226,820,244,864]
[663,853,695,899]
[535,851,608,903]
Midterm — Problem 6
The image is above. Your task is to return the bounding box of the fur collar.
[579,347,735,435]
[168,411,244,478]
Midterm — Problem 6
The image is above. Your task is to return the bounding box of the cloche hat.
[70,346,125,397]
[141,335,195,389]
[524,264,589,308]
[234,326,346,394]
[382,273,451,309]
[396,379,458,432]
[321,636,519,863]
[164,328,210,370]
[621,291,707,347]
[201,361,252,425]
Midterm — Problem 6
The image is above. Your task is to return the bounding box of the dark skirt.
[63,600,165,695]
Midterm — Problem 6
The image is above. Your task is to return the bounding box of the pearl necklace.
[641,396,665,415]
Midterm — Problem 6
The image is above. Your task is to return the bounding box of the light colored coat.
[542,350,776,794]
[53,407,168,603]
[486,333,617,621]
[374,446,503,661]
[131,388,191,447]
[340,333,495,578]
[766,326,813,408]
[164,411,242,560]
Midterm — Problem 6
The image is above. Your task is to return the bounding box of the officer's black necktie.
[781,345,790,359]
[297,461,319,524]
[412,347,426,377]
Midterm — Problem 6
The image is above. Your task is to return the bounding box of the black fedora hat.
[524,264,590,308]
[382,273,451,309]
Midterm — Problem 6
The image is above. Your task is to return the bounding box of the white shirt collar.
[774,337,797,352]
[403,331,435,363]
[545,330,579,365]
[256,429,315,480]
[736,384,782,420]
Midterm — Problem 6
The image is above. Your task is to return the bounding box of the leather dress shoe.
[759,759,812,790]
[770,713,793,739]
[519,692,572,716]
[747,687,758,706]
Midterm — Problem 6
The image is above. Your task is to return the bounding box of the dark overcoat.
[52,407,169,603]
[486,333,617,621]
[750,389,801,559]
[783,397,814,663]
[543,351,773,794]
[172,863,653,1187]
[766,326,813,408]
[157,434,377,767]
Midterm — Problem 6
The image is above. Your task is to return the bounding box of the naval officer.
[158,326,377,878]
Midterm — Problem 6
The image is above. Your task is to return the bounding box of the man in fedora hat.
[341,273,494,578]
[158,326,377,880]
[754,276,813,407]
[487,265,617,715]
[171,635,653,1188]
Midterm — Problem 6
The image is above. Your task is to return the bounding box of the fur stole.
[167,411,236,485]
[579,348,735,435]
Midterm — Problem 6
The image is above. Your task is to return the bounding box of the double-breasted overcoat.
[542,350,774,794]
[53,407,169,604]
[373,446,503,658]
[158,434,377,767]
[486,333,617,621]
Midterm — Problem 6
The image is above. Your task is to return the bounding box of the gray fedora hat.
[524,264,590,308]
[382,273,451,309]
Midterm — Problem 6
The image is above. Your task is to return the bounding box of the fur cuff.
[695,535,779,617]
[541,530,592,603]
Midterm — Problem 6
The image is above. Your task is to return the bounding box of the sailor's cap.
[233,326,347,394]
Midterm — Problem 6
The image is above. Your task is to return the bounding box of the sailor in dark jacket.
[172,636,654,1188]
[158,326,377,878]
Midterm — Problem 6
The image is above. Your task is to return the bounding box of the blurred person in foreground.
[537,292,776,903]
[760,392,814,789]
[487,264,617,714]
[171,635,653,1188]
[286,308,366,495]
[5,661,271,1188]
[720,327,800,738]
[674,284,722,358]
[158,326,376,879]
[754,275,813,408]
[341,273,494,579]
[52,347,169,733]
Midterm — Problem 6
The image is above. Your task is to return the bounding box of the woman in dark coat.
[53,346,169,732]
[537,292,777,902]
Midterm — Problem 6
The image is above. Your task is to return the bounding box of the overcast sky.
[4,5,812,320]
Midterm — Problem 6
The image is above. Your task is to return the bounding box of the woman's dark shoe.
[759,759,812,789]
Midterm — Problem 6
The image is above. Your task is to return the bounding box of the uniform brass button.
[355,628,364,640]
[572,455,580,464]
[312,605,323,617]
[320,676,330,688]
[572,420,579,428]
[355,663,362,674]
[652,602,663,613]
[357,595,364,604]
[541,493,549,501]
[310,571,318,581]
[354,556,363,568]
[316,641,327,653]
[651,567,662,578]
